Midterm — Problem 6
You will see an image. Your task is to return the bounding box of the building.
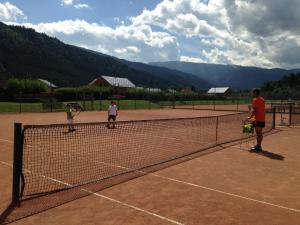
[89,75,135,88]
[38,79,57,88]
[167,89,177,93]
[207,87,232,96]
[180,88,194,94]
[145,88,162,93]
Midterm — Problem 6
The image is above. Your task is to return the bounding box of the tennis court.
[1,108,300,225]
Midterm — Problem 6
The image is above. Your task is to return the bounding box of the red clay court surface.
[0,108,300,225]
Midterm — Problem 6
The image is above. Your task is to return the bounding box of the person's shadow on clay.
[249,149,284,161]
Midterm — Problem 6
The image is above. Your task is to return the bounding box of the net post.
[12,123,23,206]
[272,107,276,129]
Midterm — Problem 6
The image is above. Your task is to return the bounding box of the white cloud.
[61,0,73,6]
[180,56,205,63]
[61,0,89,9]
[16,19,179,62]
[127,46,140,53]
[114,46,140,54]
[74,4,89,9]
[129,0,300,68]
[0,2,27,22]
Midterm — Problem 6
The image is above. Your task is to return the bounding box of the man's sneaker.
[250,145,262,152]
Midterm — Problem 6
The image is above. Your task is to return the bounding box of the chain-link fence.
[269,102,300,126]
[0,88,292,114]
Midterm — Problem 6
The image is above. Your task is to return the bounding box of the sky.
[1,0,300,69]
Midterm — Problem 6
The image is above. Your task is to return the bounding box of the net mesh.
[3,112,274,224]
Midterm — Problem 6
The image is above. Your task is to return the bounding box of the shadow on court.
[249,149,285,161]
[0,203,15,224]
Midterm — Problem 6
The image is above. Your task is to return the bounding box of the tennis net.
[4,112,274,224]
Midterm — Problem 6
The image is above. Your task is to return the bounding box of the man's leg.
[255,126,263,148]
[70,119,75,131]
[112,116,116,128]
[107,116,111,128]
[68,119,71,131]
[68,119,74,131]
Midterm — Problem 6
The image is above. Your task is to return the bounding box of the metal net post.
[12,123,23,205]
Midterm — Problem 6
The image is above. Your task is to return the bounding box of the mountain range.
[0,21,299,90]
[0,22,211,89]
[150,62,300,90]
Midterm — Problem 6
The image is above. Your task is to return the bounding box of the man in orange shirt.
[249,88,265,152]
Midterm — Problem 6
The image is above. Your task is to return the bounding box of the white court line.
[0,160,184,225]
[150,174,300,213]
[93,161,300,213]
[0,139,13,144]
[84,191,184,225]
[0,160,13,167]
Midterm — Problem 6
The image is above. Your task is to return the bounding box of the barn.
[207,87,232,96]
[89,76,135,88]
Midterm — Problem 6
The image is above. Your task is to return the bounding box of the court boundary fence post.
[272,107,276,129]
[12,123,24,206]
[216,116,219,144]
[289,104,292,126]
[99,91,102,111]
[91,93,94,111]
[134,87,137,110]
[18,91,22,113]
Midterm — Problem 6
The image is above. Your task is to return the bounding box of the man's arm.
[108,105,111,116]
[70,110,74,119]
[251,108,256,117]
[249,99,257,121]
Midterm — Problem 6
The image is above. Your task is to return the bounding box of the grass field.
[0,102,43,112]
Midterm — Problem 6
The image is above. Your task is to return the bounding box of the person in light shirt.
[107,101,118,129]
[66,104,75,132]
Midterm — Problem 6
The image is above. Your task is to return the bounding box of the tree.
[6,78,49,94]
